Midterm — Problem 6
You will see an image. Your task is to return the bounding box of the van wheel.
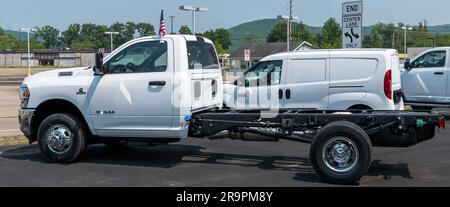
[310,121,372,184]
[37,113,86,163]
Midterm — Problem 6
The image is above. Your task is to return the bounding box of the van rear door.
[186,37,223,111]
[328,51,377,110]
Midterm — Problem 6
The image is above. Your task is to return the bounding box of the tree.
[136,23,155,37]
[214,42,226,55]
[179,25,192,35]
[201,28,232,51]
[267,21,287,42]
[109,22,136,46]
[213,28,231,50]
[316,18,341,49]
[293,22,316,46]
[79,23,109,49]
[363,29,383,48]
[267,21,316,47]
[36,25,60,49]
[70,40,94,50]
[62,23,81,48]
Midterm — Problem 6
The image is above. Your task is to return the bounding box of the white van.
[224,49,404,110]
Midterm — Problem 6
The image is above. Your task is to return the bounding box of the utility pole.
[179,5,208,35]
[288,0,293,52]
[392,32,395,49]
[277,0,298,52]
[402,26,412,55]
[104,31,119,52]
[20,28,37,77]
[169,16,175,34]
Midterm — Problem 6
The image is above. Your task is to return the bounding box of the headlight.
[20,84,30,109]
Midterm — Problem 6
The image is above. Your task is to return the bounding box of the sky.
[0,0,449,32]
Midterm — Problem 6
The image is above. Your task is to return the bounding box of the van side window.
[412,51,446,68]
[105,41,167,74]
[289,59,326,83]
[187,41,219,69]
[244,60,283,86]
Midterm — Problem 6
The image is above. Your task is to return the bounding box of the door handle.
[434,72,444,75]
[286,89,291,100]
[278,89,283,100]
[149,81,166,86]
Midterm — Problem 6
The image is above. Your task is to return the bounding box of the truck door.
[281,53,329,110]
[402,50,448,103]
[87,39,174,137]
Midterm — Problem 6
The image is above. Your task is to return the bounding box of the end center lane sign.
[342,1,363,49]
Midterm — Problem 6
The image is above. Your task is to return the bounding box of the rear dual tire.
[310,121,372,184]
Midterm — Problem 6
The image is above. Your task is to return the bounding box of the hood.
[23,67,91,84]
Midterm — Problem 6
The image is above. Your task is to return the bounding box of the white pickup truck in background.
[402,47,450,110]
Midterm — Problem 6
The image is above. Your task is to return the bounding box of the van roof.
[263,48,398,60]
[287,48,397,54]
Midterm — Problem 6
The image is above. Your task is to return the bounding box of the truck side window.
[105,41,167,74]
[244,60,283,87]
[187,41,219,69]
[412,51,446,68]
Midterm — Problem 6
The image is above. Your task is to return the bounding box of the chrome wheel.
[46,124,73,154]
[322,137,359,173]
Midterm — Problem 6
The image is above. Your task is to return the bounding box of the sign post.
[342,1,363,49]
[244,49,251,68]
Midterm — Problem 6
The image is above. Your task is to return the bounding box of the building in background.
[0,50,100,68]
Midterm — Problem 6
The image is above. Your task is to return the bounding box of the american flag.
[159,9,166,36]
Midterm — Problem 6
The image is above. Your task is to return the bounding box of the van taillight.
[384,70,392,100]
[438,118,446,129]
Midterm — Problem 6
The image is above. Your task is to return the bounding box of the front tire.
[37,113,87,163]
[310,121,372,184]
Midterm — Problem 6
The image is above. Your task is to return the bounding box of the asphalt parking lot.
[0,128,450,187]
[1,82,450,186]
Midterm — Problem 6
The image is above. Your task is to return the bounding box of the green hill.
[5,30,27,40]
[429,24,450,34]
[228,19,450,53]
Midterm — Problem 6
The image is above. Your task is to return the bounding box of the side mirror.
[94,49,105,75]
[404,58,412,70]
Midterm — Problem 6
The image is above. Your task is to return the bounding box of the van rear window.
[187,40,219,69]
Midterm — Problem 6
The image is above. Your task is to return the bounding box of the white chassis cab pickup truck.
[19,35,445,185]
[19,35,223,159]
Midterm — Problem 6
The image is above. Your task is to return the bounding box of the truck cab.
[19,35,223,161]
[402,47,450,110]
